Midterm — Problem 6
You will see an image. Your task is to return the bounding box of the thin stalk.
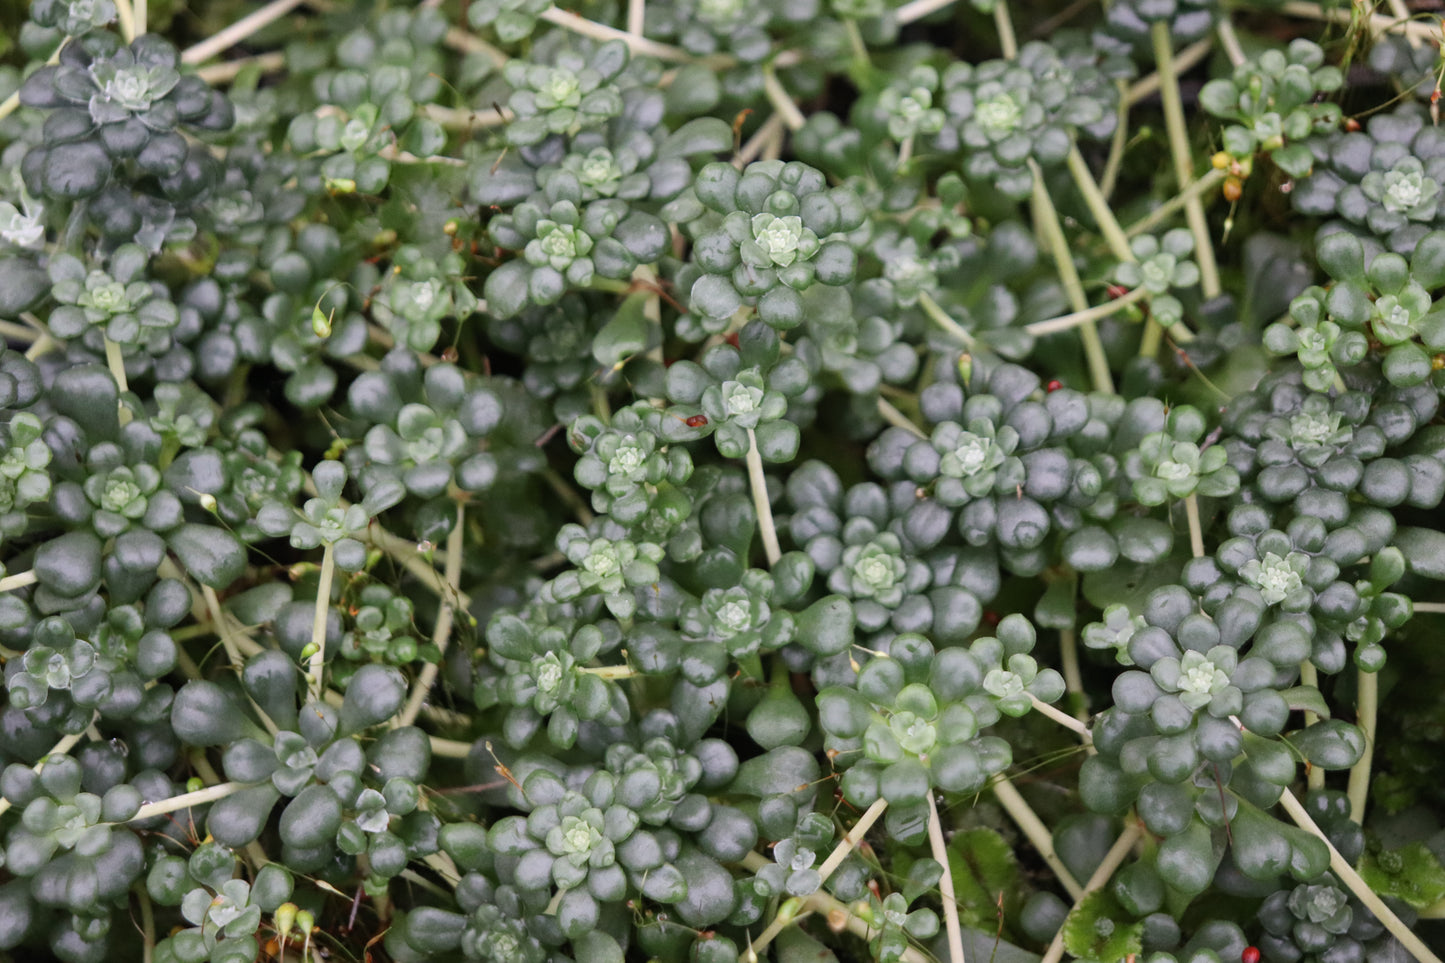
[115,0,136,41]
[927,793,966,963]
[0,727,93,818]
[396,504,465,729]
[129,781,244,822]
[896,0,959,24]
[0,44,64,126]
[543,466,595,526]
[137,885,156,963]
[843,19,870,65]
[1346,669,1377,823]
[104,338,133,426]
[1031,693,1093,744]
[917,290,978,351]
[761,64,805,132]
[1279,788,1444,963]
[1184,493,1204,559]
[200,585,245,671]
[993,776,1084,899]
[429,736,473,759]
[181,0,308,65]
[1029,162,1115,394]
[1215,18,1246,66]
[135,0,146,36]
[627,0,645,36]
[442,27,510,69]
[1126,38,1212,107]
[1065,146,1133,263]
[736,114,786,168]
[1126,168,1229,238]
[1025,287,1148,336]
[1298,660,1324,789]
[0,320,40,344]
[539,7,710,64]
[1410,601,1445,613]
[195,51,287,84]
[1150,21,1221,300]
[1040,822,1144,963]
[580,664,636,679]
[1059,627,1089,725]
[745,428,782,567]
[1099,81,1130,199]
[748,798,889,958]
[0,569,37,592]
[307,544,335,703]
[878,398,928,439]
[1270,0,1438,44]
[368,524,474,611]
[993,1,1018,58]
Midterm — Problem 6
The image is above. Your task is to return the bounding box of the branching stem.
[1279,788,1444,963]
[917,291,978,351]
[928,792,966,963]
[746,428,782,567]
[1346,668,1377,823]
[1065,146,1133,263]
[1126,168,1229,238]
[1040,821,1143,963]
[993,776,1084,899]
[1025,287,1147,336]
[397,504,466,729]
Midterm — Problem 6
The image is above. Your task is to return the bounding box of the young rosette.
[817,621,1063,840]
[1257,875,1391,963]
[569,403,694,534]
[1124,403,1239,506]
[548,523,665,620]
[46,244,180,355]
[677,159,867,336]
[474,612,629,749]
[500,41,628,146]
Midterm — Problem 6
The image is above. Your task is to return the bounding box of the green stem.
[1065,146,1133,263]
[1150,21,1221,300]
[1099,81,1131,199]
[1126,168,1229,239]
[1029,162,1115,394]
[1025,286,1148,336]
[843,18,870,65]
[307,544,335,703]
[761,64,805,132]
[1184,493,1204,559]
[1215,17,1246,66]
[137,884,155,963]
[396,503,466,729]
[917,290,978,351]
[927,792,966,963]
[746,428,782,567]
[1345,669,1377,823]
[1279,789,1445,963]
[877,398,928,439]
[994,0,1019,58]
[992,776,1084,899]
[1059,628,1088,724]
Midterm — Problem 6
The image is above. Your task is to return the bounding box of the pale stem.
[0,727,93,818]
[994,1,1019,58]
[747,797,889,959]
[736,114,786,169]
[367,523,475,612]
[0,44,65,124]
[927,792,967,963]
[627,0,645,36]
[442,27,511,70]
[917,290,979,351]
[135,0,147,35]
[1024,286,1148,336]
[580,664,637,679]
[0,320,40,344]
[1040,821,1144,963]
[992,776,1084,899]
[1215,17,1246,66]
[1271,0,1437,44]
[896,0,960,24]
[200,585,246,671]
[1126,168,1229,238]
[104,337,133,426]
[115,0,136,41]
[1279,788,1445,963]
[897,133,915,170]
[181,0,309,65]
[0,569,37,592]
[396,503,466,729]
[1410,601,1445,613]
[746,428,783,567]
[308,543,336,703]
[1059,627,1089,724]
[195,51,288,85]
[129,781,245,822]
[428,736,473,759]
[539,7,711,64]
[1031,693,1093,744]
[761,64,806,133]
[1183,493,1204,559]
[1029,161,1115,394]
[1150,21,1221,300]
[1346,668,1378,823]
[1065,146,1134,263]
[1126,38,1213,107]
[877,398,928,439]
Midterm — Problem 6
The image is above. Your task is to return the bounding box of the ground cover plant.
[5,0,1445,960]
